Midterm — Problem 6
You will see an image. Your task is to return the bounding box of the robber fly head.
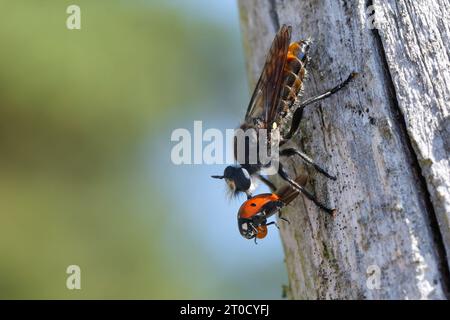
[211,166,252,198]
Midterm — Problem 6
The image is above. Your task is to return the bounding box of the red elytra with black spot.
[238,193,281,219]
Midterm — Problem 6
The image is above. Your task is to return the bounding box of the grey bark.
[238,0,450,299]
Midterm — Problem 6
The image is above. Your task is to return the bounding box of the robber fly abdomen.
[280,40,310,115]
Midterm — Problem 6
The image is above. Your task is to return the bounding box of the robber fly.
[237,176,307,243]
[212,25,357,214]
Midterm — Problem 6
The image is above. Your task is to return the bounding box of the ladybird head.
[237,219,269,240]
[237,218,257,240]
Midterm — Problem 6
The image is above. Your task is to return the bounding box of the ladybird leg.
[251,215,266,228]
[280,148,336,180]
[280,216,290,224]
[264,221,279,229]
[278,162,336,215]
[261,200,284,218]
[298,72,358,109]
[257,174,277,192]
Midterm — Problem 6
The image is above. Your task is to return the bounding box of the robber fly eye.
[226,167,251,192]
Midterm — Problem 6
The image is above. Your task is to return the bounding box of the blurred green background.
[0,0,287,299]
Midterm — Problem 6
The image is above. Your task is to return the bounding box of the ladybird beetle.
[237,193,284,242]
[236,175,324,243]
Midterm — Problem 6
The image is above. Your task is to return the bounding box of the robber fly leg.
[280,148,336,180]
[283,72,357,142]
[257,174,277,192]
[299,72,358,109]
[278,162,336,216]
[283,105,304,141]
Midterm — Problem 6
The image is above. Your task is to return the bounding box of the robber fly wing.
[244,73,264,121]
[265,25,291,127]
[244,25,291,126]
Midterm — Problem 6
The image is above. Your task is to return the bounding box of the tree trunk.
[238,0,450,299]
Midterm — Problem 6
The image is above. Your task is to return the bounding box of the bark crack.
[268,0,280,31]
[366,0,450,298]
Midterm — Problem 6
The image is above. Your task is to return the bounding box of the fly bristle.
[225,183,239,201]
